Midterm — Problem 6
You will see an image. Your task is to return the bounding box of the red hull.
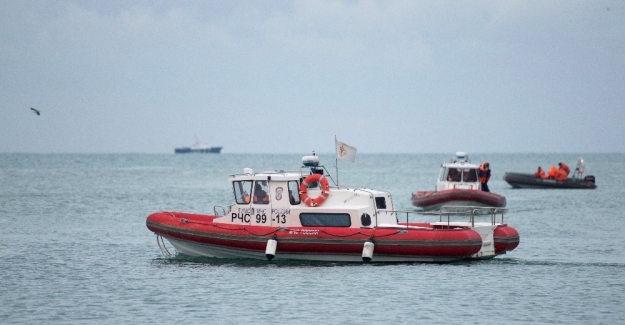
[412,189,506,210]
[146,212,485,261]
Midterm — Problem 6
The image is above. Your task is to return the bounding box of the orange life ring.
[299,174,330,207]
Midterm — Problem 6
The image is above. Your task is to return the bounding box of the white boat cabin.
[218,155,399,229]
[436,152,482,191]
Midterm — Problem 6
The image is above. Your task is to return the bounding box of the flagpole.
[335,135,339,186]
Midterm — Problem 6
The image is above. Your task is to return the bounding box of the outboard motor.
[583,175,595,183]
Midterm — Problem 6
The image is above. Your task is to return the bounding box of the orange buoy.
[299,174,330,207]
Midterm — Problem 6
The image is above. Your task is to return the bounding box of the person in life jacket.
[253,182,268,203]
[534,166,546,179]
[558,162,570,177]
[547,166,559,179]
[555,169,568,181]
[478,161,491,192]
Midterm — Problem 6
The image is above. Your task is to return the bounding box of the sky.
[1,0,624,154]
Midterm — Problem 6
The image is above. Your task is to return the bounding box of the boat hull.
[146,212,486,263]
[503,172,597,189]
[411,189,507,211]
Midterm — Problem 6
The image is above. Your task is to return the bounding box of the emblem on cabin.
[275,187,283,200]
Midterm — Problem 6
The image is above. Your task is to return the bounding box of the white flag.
[335,140,357,162]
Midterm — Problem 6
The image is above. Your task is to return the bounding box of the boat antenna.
[573,158,585,180]
[335,135,339,186]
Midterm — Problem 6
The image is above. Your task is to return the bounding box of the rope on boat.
[156,234,172,256]
[319,229,369,238]
[369,231,402,238]
[212,223,253,231]
[317,229,402,239]
[242,228,279,237]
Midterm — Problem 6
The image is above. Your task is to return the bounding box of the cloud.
[260,1,432,70]
[1,0,624,153]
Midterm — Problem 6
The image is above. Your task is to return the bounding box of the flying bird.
[30,107,40,115]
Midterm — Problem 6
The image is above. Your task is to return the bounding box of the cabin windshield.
[446,168,462,182]
[446,167,478,182]
[462,168,478,182]
[233,180,253,204]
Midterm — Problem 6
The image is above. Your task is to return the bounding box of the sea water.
[1,153,624,324]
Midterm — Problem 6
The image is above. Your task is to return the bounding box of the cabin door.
[249,180,299,227]
[266,181,294,227]
[249,180,271,226]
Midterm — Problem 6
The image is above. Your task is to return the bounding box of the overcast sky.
[1,0,623,154]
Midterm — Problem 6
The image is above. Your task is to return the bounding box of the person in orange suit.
[534,166,546,179]
[558,162,570,177]
[547,166,559,179]
[555,169,568,181]
[478,161,491,192]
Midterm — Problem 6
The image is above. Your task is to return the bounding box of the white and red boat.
[147,154,518,263]
[412,152,506,211]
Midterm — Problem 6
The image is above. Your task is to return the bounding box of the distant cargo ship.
[175,140,222,154]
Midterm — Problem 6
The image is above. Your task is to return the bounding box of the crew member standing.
[478,161,491,192]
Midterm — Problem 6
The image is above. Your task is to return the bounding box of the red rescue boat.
[146,153,519,262]
[412,152,507,211]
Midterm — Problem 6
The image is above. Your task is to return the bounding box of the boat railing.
[412,205,507,227]
[572,158,585,180]
[229,170,294,178]
[299,165,337,186]
[390,210,421,229]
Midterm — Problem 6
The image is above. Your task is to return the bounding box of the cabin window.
[462,168,478,182]
[446,168,462,182]
[375,197,387,209]
[299,213,351,227]
[287,181,300,205]
[233,180,253,204]
[253,180,269,204]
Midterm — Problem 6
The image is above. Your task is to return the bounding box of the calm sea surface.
[1,153,624,324]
